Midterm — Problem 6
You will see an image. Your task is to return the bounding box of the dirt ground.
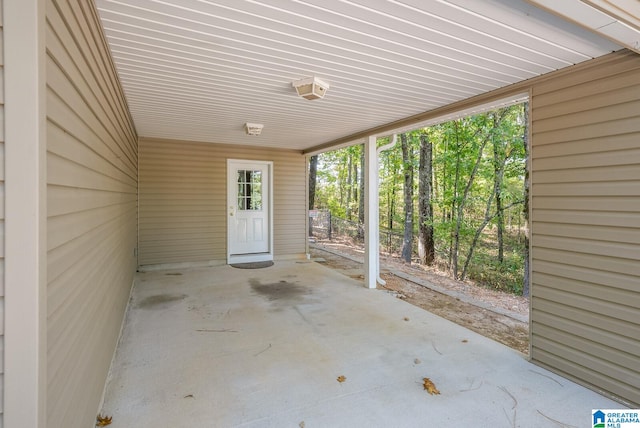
[310,239,530,355]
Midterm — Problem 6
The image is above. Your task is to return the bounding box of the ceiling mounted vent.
[245,123,264,136]
[292,76,330,100]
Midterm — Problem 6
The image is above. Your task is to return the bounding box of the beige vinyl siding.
[139,138,306,266]
[45,1,137,427]
[530,50,640,406]
[0,0,5,424]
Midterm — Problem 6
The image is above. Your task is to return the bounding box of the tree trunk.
[356,145,365,240]
[452,111,506,279]
[400,133,414,263]
[352,151,358,221]
[308,155,318,236]
[418,132,435,265]
[309,155,318,210]
[346,154,352,220]
[451,124,462,277]
[492,118,505,263]
[522,102,531,297]
[358,145,365,225]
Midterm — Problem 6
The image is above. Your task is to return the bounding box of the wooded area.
[309,103,529,295]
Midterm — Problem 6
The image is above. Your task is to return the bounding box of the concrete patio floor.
[100,260,623,427]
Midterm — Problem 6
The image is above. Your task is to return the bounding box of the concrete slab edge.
[310,244,529,324]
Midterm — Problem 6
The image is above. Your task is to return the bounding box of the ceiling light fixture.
[292,76,330,100]
[245,123,264,136]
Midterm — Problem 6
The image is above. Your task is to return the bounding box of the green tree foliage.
[313,103,528,294]
[315,145,362,218]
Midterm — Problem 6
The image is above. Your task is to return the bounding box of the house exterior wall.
[45,1,138,427]
[530,50,640,406]
[0,1,5,424]
[139,138,306,266]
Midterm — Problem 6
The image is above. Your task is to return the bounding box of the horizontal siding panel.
[532,164,640,183]
[531,209,638,228]
[532,290,640,342]
[47,90,135,179]
[47,207,135,284]
[532,181,640,197]
[532,51,640,96]
[48,152,136,193]
[530,54,640,406]
[533,285,639,326]
[47,2,136,159]
[533,259,638,293]
[533,116,640,146]
[1,0,5,417]
[532,341,640,402]
[532,222,640,245]
[63,1,136,145]
[533,248,640,277]
[139,205,222,213]
[48,219,135,331]
[534,98,640,134]
[532,235,637,260]
[139,138,306,265]
[532,195,639,212]
[48,185,136,217]
[47,115,135,185]
[532,330,639,382]
[532,320,639,371]
[49,203,136,258]
[533,347,640,406]
[533,74,640,116]
[533,133,640,159]
[532,148,640,171]
[46,0,138,426]
[48,201,136,251]
[46,54,135,171]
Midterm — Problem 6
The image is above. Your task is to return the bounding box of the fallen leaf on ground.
[422,378,440,395]
[462,339,468,343]
[404,317,410,321]
[414,358,421,364]
[96,414,112,426]
[337,375,346,383]
[184,394,194,399]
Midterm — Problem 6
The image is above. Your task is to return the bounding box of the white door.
[227,160,273,263]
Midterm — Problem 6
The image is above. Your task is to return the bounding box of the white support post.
[4,0,48,426]
[364,136,378,289]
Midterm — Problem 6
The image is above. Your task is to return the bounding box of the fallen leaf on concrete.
[337,375,346,383]
[422,378,440,395]
[96,414,112,426]
[404,317,410,321]
[184,394,194,399]
[299,422,305,428]
[414,358,421,364]
[462,339,468,343]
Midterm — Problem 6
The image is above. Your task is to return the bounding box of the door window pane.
[236,169,263,211]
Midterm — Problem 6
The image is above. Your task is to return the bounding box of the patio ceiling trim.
[302,49,630,156]
[527,0,640,54]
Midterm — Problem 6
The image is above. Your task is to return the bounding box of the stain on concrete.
[249,279,309,301]
[137,293,186,309]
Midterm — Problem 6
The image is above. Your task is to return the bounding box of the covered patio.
[101,260,619,427]
[3,1,639,426]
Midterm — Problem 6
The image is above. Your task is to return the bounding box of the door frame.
[227,159,274,264]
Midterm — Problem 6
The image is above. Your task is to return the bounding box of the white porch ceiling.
[95,0,624,152]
